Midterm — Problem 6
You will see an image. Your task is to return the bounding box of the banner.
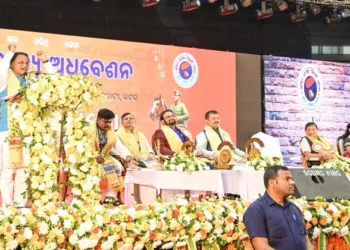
[263,55,349,166]
[0,29,237,142]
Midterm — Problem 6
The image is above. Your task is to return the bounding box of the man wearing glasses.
[152,109,190,156]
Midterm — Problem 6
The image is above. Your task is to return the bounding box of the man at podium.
[0,44,55,207]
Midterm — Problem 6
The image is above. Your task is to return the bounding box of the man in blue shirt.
[243,165,313,250]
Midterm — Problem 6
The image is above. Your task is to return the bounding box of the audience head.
[121,112,135,129]
[160,109,176,126]
[205,110,220,129]
[97,109,115,131]
[264,165,295,197]
[10,52,30,76]
[304,122,318,137]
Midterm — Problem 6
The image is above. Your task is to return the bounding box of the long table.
[124,168,266,205]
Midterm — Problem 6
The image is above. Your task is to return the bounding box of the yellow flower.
[179,229,186,236]
[17,234,26,244]
[57,234,65,244]
[5,234,14,242]
[221,234,227,241]
[238,222,246,230]
[25,213,34,224]
[0,226,4,234]
[13,216,20,226]
[166,212,172,220]
[103,214,111,224]
[41,195,49,204]
[333,221,340,227]
[232,233,239,240]
[31,234,39,243]
[126,222,135,230]
[141,222,150,232]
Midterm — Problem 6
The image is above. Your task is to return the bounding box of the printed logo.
[173,52,198,89]
[298,65,323,111]
[64,41,80,49]
[34,37,49,47]
[7,36,18,43]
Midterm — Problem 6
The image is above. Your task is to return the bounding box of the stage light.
[310,4,321,15]
[183,0,201,11]
[290,4,307,22]
[141,0,160,7]
[257,0,273,19]
[208,0,217,3]
[240,0,253,8]
[220,0,239,15]
[340,8,350,18]
[326,7,341,24]
[276,0,288,11]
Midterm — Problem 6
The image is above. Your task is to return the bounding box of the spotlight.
[141,0,160,7]
[220,0,239,15]
[240,0,253,8]
[257,0,273,19]
[276,0,288,11]
[310,4,321,15]
[340,8,350,18]
[183,0,201,11]
[290,4,307,22]
[326,8,341,24]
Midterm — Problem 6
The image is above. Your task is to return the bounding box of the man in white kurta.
[196,110,246,163]
[0,45,55,206]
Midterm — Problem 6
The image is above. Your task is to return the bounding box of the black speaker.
[289,168,350,201]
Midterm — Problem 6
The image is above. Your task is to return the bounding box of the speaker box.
[289,168,350,201]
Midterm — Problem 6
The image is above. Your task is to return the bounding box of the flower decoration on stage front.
[317,157,350,173]
[10,73,106,206]
[248,155,282,171]
[162,154,210,174]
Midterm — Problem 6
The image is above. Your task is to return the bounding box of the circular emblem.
[312,143,323,152]
[173,53,199,89]
[298,65,323,111]
[220,149,232,164]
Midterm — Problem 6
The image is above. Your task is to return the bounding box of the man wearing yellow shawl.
[91,109,137,205]
[116,113,157,165]
[196,110,246,163]
[300,122,336,168]
[152,109,190,156]
[0,45,55,207]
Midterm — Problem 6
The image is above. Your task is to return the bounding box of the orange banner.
[0,29,236,142]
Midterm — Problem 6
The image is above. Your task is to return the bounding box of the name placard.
[302,169,342,177]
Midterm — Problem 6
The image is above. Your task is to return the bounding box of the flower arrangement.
[162,154,210,174]
[1,198,350,250]
[317,157,350,174]
[10,74,106,206]
[248,155,282,171]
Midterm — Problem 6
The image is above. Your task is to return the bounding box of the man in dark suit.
[152,109,190,156]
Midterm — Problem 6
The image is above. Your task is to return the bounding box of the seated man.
[116,112,157,167]
[196,110,246,164]
[152,109,190,156]
[91,109,137,205]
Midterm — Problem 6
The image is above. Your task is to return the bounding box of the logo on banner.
[298,65,323,111]
[34,37,49,47]
[7,36,18,43]
[173,52,198,88]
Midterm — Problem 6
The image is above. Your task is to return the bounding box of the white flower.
[101,240,114,250]
[23,227,33,240]
[46,181,54,188]
[72,187,82,196]
[193,232,202,242]
[19,121,27,130]
[82,220,93,232]
[50,214,60,225]
[326,215,332,224]
[12,109,22,119]
[119,244,133,250]
[44,242,57,250]
[39,222,49,235]
[303,210,312,222]
[96,214,104,227]
[340,226,349,236]
[152,241,162,249]
[204,210,213,221]
[38,183,46,191]
[78,238,91,250]
[80,166,89,173]
[133,244,144,250]
[76,141,85,153]
[176,165,184,172]
[328,204,339,214]
[6,240,18,250]
[31,83,38,90]
[23,136,33,145]
[83,92,91,101]
[69,154,76,164]
[169,164,176,171]
[69,233,78,245]
[161,242,174,249]
[312,227,320,239]
[41,91,51,100]
[82,182,93,191]
[18,215,27,225]
[63,219,72,229]
[43,134,51,144]
[322,227,333,234]
[332,228,340,234]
